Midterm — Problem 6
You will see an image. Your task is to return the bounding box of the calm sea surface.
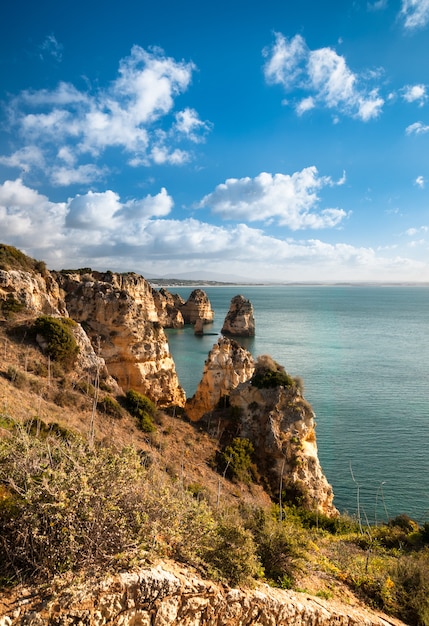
[166,285,429,523]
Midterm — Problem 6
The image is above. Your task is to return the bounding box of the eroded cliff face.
[185,337,255,421]
[221,294,255,337]
[0,563,405,626]
[55,271,185,406]
[230,379,336,516]
[0,269,66,316]
[185,339,337,516]
[152,287,185,328]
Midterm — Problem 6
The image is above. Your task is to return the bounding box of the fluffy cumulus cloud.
[402,84,427,105]
[0,46,211,186]
[0,178,425,282]
[406,121,429,134]
[400,0,429,29]
[263,33,384,121]
[198,167,349,230]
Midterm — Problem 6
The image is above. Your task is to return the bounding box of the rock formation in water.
[185,337,255,421]
[54,270,185,406]
[0,563,404,626]
[186,338,337,516]
[221,294,255,337]
[180,288,214,325]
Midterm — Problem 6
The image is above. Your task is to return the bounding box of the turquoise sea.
[166,285,429,523]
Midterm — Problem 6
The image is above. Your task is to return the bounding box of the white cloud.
[263,33,384,121]
[66,190,122,230]
[1,46,210,186]
[0,179,67,249]
[0,146,45,172]
[65,187,173,231]
[0,179,425,282]
[400,0,429,29]
[406,121,429,134]
[402,84,427,105]
[51,164,107,186]
[174,108,212,142]
[296,96,316,115]
[39,34,63,62]
[415,175,425,187]
[198,167,349,230]
[406,225,428,235]
[263,33,307,89]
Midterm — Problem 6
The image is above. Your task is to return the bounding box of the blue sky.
[0,0,428,282]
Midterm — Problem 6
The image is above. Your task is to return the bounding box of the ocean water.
[166,285,429,523]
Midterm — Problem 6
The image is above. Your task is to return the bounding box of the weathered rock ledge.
[0,563,405,626]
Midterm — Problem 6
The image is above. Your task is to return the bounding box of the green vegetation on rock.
[251,355,295,389]
[33,315,79,368]
[0,243,47,275]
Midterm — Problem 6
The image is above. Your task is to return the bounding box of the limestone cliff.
[185,339,337,516]
[221,294,255,337]
[0,563,405,626]
[0,269,66,316]
[185,337,255,421]
[230,361,336,516]
[152,287,185,328]
[55,270,185,407]
[180,289,214,325]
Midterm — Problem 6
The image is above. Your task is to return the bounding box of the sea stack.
[180,289,214,325]
[221,294,255,337]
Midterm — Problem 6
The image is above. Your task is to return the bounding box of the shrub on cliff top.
[251,355,294,389]
[33,316,79,369]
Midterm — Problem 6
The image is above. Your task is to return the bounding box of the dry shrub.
[0,424,233,584]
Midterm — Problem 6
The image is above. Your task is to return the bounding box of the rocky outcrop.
[54,271,185,407]
[186,340,336,516]
[180,289,214,325]
[185,337,255,421]
[221,294,255,337]
[152,287,185,328]
[0,563,405,626]
[0,269,66,316]
[230,358,337,516]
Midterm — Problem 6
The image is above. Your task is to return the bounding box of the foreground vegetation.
[1,417,429,625]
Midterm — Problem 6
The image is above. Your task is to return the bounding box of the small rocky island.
[221,294,255,337]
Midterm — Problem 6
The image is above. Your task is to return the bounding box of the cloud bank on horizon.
[0,0,428,282]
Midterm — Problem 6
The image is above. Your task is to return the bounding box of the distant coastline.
[150,278,429,288]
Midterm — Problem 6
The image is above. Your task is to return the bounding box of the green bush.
[0,294,25,317]
[251,355,294,389]
[33,316,79,368]
[218,437,258,484]
[204,513,261,585]
[98,395,123,419]
[390,549,429,625]
[240,506,309,587]
[125,389,157,432]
